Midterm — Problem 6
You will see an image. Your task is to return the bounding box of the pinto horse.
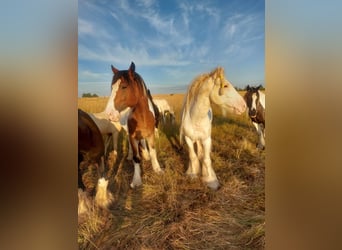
[78,108,105,193]
[108,62,163,188]
[180,67,246,190]
[244,85,265,149]
[153,98,175,124]
[78,109,114,211]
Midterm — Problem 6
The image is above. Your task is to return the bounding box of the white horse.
[244,85,265,149]
[153,99,175,124]
[82,82,121,162]
[180,67,246,190]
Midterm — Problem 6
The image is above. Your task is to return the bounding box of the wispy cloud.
[78,70,110,82]
[78,0,264,96]
[78,18,94,36]
[79,43,190,67]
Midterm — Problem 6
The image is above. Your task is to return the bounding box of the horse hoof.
[206,180,220,190]
[130,181,142,188]
[186,173,199,179]
[156,169,164,174]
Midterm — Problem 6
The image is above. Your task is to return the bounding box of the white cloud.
[79,43,190,67]
[137,0,156,8]
[78,18,94,35]
[78,70,110,82]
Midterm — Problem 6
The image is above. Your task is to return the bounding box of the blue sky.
[78,0,264,96]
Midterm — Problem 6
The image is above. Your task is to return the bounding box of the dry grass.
[78,93,265,249]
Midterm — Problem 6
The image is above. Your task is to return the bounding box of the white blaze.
[105,79,121,121]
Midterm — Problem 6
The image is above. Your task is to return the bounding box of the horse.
[88,113,121,164]
[78,108,105,193]
[244,85,265,150]
[89,101,134,164]
[78,109,114,212]
[179,66,246,190]
[153,99,175,124]
[108,62,163,188]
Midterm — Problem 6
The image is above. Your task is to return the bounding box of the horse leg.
[145,135,162,173]
[253,122,265,150]
[184,136,200,178]
[112,130,119,157]
[140,139,150,161]
[103,134,110,157]
[129,136,142,188]
[196,140,204,163]
[126,136,133,160]
[201,137,219,190]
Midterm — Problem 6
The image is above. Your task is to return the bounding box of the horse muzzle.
[249,109,257,118]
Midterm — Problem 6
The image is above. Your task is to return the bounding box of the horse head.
[209,67,246,115]
[111,62,143,112]
[244,85,263,119]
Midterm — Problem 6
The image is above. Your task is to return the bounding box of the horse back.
[78,109,104,162]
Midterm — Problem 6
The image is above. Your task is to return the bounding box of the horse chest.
[183,114,211,140]
[127,110,154,139]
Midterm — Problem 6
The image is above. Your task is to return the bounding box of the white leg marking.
[140,139,150,161]
[149,147,162,173]
[95,177,113,209]
[131,162,142,188]
[253,122,265,149]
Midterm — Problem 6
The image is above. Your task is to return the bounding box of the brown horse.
[109,62,163,188]
[78,108,105,194]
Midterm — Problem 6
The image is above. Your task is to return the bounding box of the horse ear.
[128,62,135,80]
[129,62,135,73]
[257,85,262,90]
[246,85,250,91]
[111,65,119,74]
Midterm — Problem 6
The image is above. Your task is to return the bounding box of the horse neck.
[133,95,150,113]
[258,91,265,109]
[188,86,211,119]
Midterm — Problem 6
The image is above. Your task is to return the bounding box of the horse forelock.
[111,70,147,97]
[245,87,263,110]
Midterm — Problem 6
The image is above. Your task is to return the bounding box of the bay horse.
[244,85,265,149]
[180,67,246,190]
[108,62,163,188]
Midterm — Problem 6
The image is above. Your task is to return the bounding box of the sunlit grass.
[78,92,265,249]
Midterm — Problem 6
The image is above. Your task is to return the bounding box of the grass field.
[78,92,265,249]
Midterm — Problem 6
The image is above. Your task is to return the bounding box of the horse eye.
[121,85,127,89]
[224,85,228,88]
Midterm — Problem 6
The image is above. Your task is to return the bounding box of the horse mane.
[133,72,148,96]
[182,67,224,117]
[180,66,224,144]
[111,69,148,96]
